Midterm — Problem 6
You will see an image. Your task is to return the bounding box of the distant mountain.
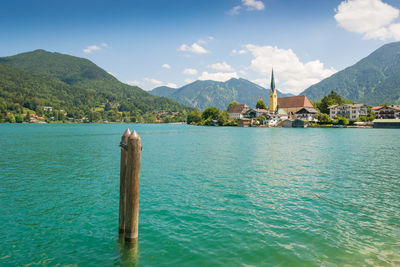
[150,78,293,110]
[151,86,177,97]
[301,42,400,105]
[0,50,194,122]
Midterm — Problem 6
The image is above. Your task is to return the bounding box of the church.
[268,70,315,118]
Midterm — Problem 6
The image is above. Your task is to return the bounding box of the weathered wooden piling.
[124,130,142,243]
[119,128,131,234]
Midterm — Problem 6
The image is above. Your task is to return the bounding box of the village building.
[295,107,318,121]
[277,96,314,118]
[329,104,368,120]
[228,104,250,120]
[246,108,269,118]
[371,105,400,119]
[264,113,281,126]
[277,108,288,121]
[282,119,293,127]
[237,118,252,127]
[292,119,308,128]
[373,119,400,128]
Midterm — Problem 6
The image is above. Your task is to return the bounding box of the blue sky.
[1,0,400,94]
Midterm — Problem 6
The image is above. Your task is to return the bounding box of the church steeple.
[271,68,276,93]
[269,68,278,112]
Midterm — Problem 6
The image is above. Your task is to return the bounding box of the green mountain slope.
[150,86,178,97]
[301,42,400,105]
[150,78,293,110]
[0,50,194,122]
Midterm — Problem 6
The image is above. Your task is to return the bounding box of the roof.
[228,104,250,114]
[270,69,276,93]
[372,105,400,111]
[373,119,400,123]
[328,103,366,109]
[295,107,318,114]
[253,108,269,113]
[277,96,313,108]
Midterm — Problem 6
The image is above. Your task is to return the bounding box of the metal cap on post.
[124,130,142,243]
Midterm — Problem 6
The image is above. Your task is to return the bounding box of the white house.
[329,104,368,120]
[371,105,400,119]
[228,104,250,120]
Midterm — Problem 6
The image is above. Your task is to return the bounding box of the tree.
[58,111,65,121]
[15,114,23,123]
[104,102,112,111]
[5,114,15,123]
[336,116,349,125]
[227,101,239,111]
[256,99,267,109]
[257,115,266,123]
[202,107,220,120]
[316,90,345,114]
[187,111,202,124]
[316,113,331,123]
[217,111,229,125]
[24,111,31,122]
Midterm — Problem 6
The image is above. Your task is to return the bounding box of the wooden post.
[124,130,142,243]
[119,128,131,234]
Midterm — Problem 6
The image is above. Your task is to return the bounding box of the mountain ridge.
[0,49,195,122]
[150,78,293,110]
[300,41,400,105]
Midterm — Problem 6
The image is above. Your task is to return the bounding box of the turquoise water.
[1,124,399,266]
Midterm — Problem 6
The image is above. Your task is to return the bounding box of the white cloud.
[185,78,194,84]
[83,45,101,54]
[183,68,198,75]
[126,80,143,86]
[389,23,400,39]
[208,62,234,71]
[83,43,109,54]
[232,49,247,55]
[179,42,210,54]
[334,0,400,40]
[130,78,179,90]
[229,0,264,15]
[167,83,178,88]
[162,63,171,69]
[239,70,248,75]
[229,5,242,15]
[198,71,238,82]
[144,78,163,87]
[245,44,337,94]
[252,78,269,88]
[107,71,116,77]
[242,0,265,10]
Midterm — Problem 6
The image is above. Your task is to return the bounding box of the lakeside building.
[371,105,400,119]
[373,119,400,128]
[246,108,269,118]
[277,96,314,118]
[295,107,318,121]
[228,104,250,120]
[328,104,368,120]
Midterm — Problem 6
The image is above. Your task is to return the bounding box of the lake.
[0,124,399,266]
